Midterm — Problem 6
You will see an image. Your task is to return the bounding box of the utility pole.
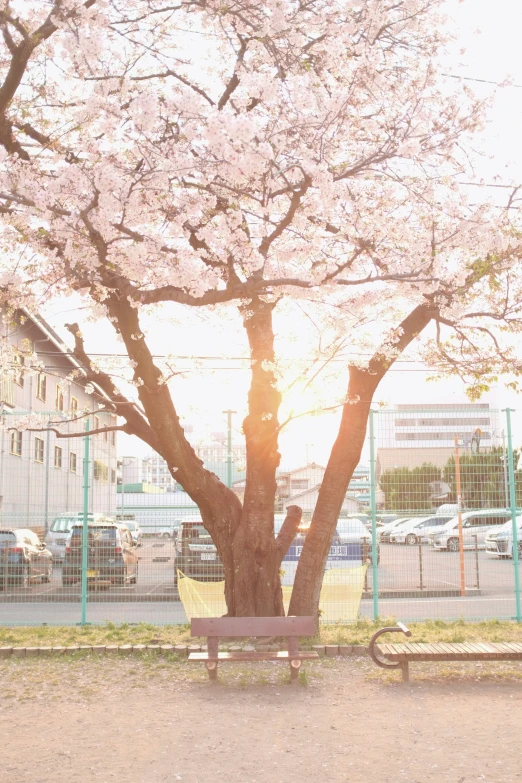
[222,410,237,488]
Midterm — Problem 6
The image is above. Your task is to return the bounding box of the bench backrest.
[191,616,315,638]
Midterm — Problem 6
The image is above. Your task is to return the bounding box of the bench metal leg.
[290,658,301,686]
[400,661,409,683]
[206,661,218,682]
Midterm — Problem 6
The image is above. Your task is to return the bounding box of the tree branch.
[276,505,303,557]
[64,321,160,452]
[20,425,128,439]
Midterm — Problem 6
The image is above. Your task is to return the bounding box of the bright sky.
[43,0,522,468]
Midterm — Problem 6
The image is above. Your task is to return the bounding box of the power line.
[33,351,424,362]
[443,73,522,88]
[38,363,445,373]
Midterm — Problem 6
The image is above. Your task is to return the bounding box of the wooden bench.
[369,623,522,682]
[189,616,318,684]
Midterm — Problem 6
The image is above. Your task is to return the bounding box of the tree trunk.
[288,368,377,620]
[103,291,301,617]
[289,303,437,624]
[228,298,287,616]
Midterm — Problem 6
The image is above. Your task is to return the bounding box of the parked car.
[485,517,522,558]
[157,527,178,539]
[62,521,138,586]
[0,528,52,587]
[335,518,380,564]
[120,520,143,547]
[173,516,380,590]
[429,510,513,551]
[390,515,454,545]
[378,517,412,543]
[376,514,399,525]
[46,512,106,562]
[173,518,221,587]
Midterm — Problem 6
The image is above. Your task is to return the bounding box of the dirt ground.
[2,654,522,783]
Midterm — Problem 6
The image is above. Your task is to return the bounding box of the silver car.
[45,513,113,562]
[430,510,512,551]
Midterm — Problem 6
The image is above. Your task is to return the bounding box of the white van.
[429,509,512,551]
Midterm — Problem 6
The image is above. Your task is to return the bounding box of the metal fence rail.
[0,406,520,625]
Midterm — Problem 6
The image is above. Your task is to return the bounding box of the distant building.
[376,403,502,479]
[116,482,198,532]
[122,428,247,493]
[196,432,246,485]
[232,462,374,514]
[0,309,117,529]
[286,485,359,516]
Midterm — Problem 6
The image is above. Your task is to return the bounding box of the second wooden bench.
[369,622,522,682]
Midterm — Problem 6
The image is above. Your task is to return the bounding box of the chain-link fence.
[0,406,521,625]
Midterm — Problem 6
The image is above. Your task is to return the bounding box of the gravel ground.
[2,654,522,783]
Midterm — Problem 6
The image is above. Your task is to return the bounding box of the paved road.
[1,592,518,625]
[0,539,521,625]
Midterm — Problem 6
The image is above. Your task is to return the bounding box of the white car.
[430,510,512,551]
[378,517,412,543]
[391,514,454,545]
[485,517,522,558]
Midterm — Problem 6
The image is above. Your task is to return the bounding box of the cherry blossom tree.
[0,0,521,619]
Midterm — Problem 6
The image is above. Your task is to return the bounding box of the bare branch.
[19,424,128,439]
[276,505,303,556]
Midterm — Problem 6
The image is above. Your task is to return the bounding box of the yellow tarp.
[177,565,367,624]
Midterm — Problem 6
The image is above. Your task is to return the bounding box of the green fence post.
[505,408,521,623]
[80,418,90,625]
[369,409,379,621]
[43,416,51,537]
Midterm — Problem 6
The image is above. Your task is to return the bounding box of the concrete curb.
[0,644,369,658]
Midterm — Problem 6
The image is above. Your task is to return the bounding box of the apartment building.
[0,309,117,529]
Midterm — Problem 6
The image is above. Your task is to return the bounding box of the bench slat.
[473,643,496,658]
[456,643,474,657]
[441,643,460,659]
[501,643,522,656]
[493,643,513,656]
[189,651,319,662]
[190,616,315,638]
[376,643,398,659]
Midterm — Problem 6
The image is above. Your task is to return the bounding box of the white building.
[0,309,118,531]
[376,403,502,477]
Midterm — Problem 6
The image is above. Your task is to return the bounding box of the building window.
[69,452,77,473]
[111,429,116,447]
[94,459,108,482]
[14,354,24,387]
[34,437,44,463]
[54,446,62,469]
[10,430,22,456]
[36,373,46,402]
[111,468,116,484]
[103,426,108,442]
[70,397,78,416]
[94,415,100,433]
[55,385,64,412]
